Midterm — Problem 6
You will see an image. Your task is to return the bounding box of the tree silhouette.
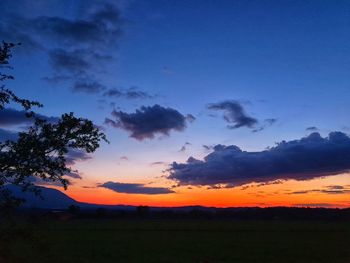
[0,42,108,210]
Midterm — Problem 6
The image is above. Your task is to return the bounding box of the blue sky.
[1,0,350,206]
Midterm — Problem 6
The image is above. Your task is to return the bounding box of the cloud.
[203,145,214,151]
[105,104,191,140]
[65,171,82,179]
[151,161,167,166]
[186,114,196,123]
[28,170,82,187]
[265,118,277,125]
[207,100,275,132]
[0,1,123,94]
[179,142,191,152]
[0,128,18,142]
[28,176,68,187]
[72,81,106,94]
[103,87,154,100]
[0,108,58,127]
[0,14,42,50]
[208,100,258,129]
[288,185,350,195]
[48,49,90,75]
[99,181,174,195]
[48,48,112,76]
[103,88,123,98]
[326,185,345,190]
[125,89,153,100]
[28,3,122,48]
[30,7,122,47]
[252,118,277,133]
[65,149,92,166]
[48,48,110,94]
[0,108,33,127]
[168,132,350,187]
[306,126,319,131]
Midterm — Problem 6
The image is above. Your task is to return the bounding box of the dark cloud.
[49,49,90,75]
[82,186,96,189]
[306,126,319,131]
[48,48,112,77]
[151,161,167,166]
[289,190,315,194]
[255,180,284,187]
[0,108,33,126]
[99,181,174,195]
[72,81,106,94]
[0,2,123,94]
[30,9,122,47]
[103,88,123,98]
[179,146,186,152]
[28,176,68,187]
[265,118,277,125]
[208,101,275,132]
[48,48,110,93]
[169,132,350,187]
[179,142,191,152]
[203,145,214,151]
[288,185,350,195]
[0,14,42,50]
[186,114,196,123]
[103,87,154,100]
[0,128,18,142]
[0,108,58,127]
[120,156,129,161]
[65,149,92,166]
[17,3,122,49]
[65,171,82,179]
[105,104,191,140]
[208,100,258,129]
[28,170,82,187]
[326,185,345,190]
[125,89,153,100]
[252,119,277,133]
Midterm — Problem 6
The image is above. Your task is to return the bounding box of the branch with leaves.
[0,42,108,210]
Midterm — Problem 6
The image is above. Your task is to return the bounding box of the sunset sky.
[1,0,349,208]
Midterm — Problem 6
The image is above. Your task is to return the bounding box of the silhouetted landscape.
[2,186,350,262]
[5,185,350,221]
[1,0,350,262]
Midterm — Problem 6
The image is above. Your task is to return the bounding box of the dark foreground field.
[1,219,350,263]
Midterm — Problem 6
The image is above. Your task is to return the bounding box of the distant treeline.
[14,206,350,221]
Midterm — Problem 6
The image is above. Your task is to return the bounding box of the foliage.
[0,42,107,209]
[0,42,42,110]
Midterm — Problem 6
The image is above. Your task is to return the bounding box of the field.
[1,219,350,263]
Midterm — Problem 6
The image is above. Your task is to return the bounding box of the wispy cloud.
[99,181,174,195]
[0,1,124,94]
[208,100,258,129]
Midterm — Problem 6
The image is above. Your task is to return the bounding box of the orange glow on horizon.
[48,174,350,208]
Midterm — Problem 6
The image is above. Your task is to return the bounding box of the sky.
[0,0,350,208]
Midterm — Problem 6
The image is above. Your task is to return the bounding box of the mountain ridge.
[3,185,348,211]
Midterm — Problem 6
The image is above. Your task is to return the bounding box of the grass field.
[1,219,350,263]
